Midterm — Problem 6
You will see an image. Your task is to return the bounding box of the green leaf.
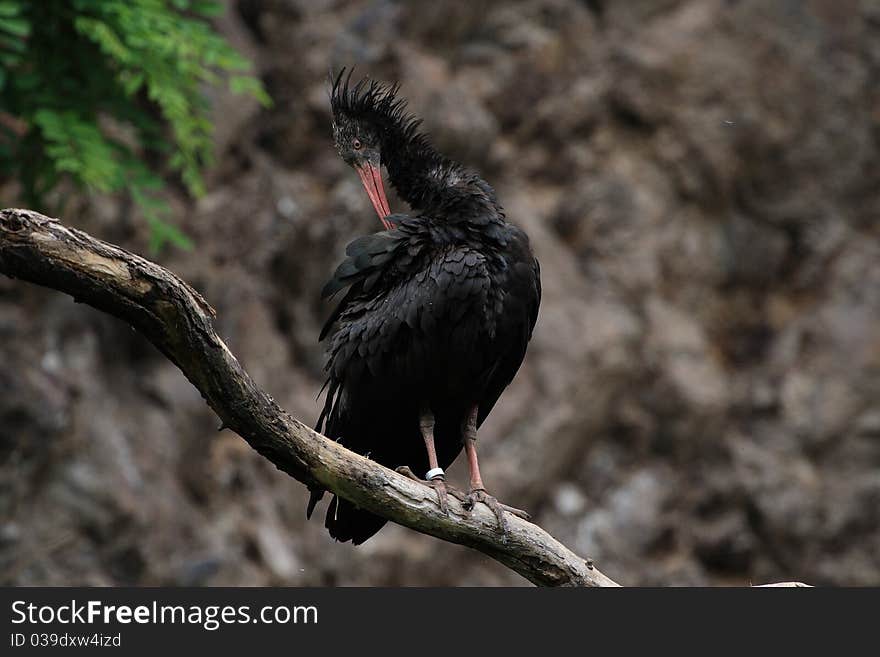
[146,215,194,254]
[0,3,22,18]
[119,71,144,96]
[229,75,273,108]
[0,16,29,37]
[192,1,223,18]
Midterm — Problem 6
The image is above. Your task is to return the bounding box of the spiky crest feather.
[329,67,428,154]
[329,68,500,219]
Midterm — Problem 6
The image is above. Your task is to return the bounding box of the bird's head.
[330,69,403,228]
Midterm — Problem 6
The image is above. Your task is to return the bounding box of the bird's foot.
[463,488,530,534]
[395,466,464,515]
[430,478,450,515]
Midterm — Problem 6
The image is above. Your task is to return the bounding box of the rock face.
[2,0,879,586]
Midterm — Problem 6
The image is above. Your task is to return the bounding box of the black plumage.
[310,70,542,544]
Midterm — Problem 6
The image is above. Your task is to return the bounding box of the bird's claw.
[395,465,421,481]
[394,468,529,527]
[430,478,449,515]
[463,488,530,534]
[395,466,456,515]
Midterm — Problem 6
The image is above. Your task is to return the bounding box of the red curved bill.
[355,162,393,229]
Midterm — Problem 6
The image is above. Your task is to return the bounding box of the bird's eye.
[352,139,363,150]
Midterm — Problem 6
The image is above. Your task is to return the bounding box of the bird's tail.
[306,487,324,520]
[324,494,388,545]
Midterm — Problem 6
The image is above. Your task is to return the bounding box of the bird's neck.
[380,129,502,223]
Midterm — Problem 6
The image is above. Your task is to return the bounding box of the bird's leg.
[420,410,452,514]
[461,405,530,532]
[395,410,456,514]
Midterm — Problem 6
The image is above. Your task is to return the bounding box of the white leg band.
[426,467,445,481]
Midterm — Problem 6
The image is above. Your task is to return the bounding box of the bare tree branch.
[0,208,621,587]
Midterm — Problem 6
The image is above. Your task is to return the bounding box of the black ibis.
[308,70,541,544]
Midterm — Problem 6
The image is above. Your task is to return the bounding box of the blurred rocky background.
[2,0,879,586]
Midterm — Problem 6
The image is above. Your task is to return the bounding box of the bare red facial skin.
[355,162,393,230]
